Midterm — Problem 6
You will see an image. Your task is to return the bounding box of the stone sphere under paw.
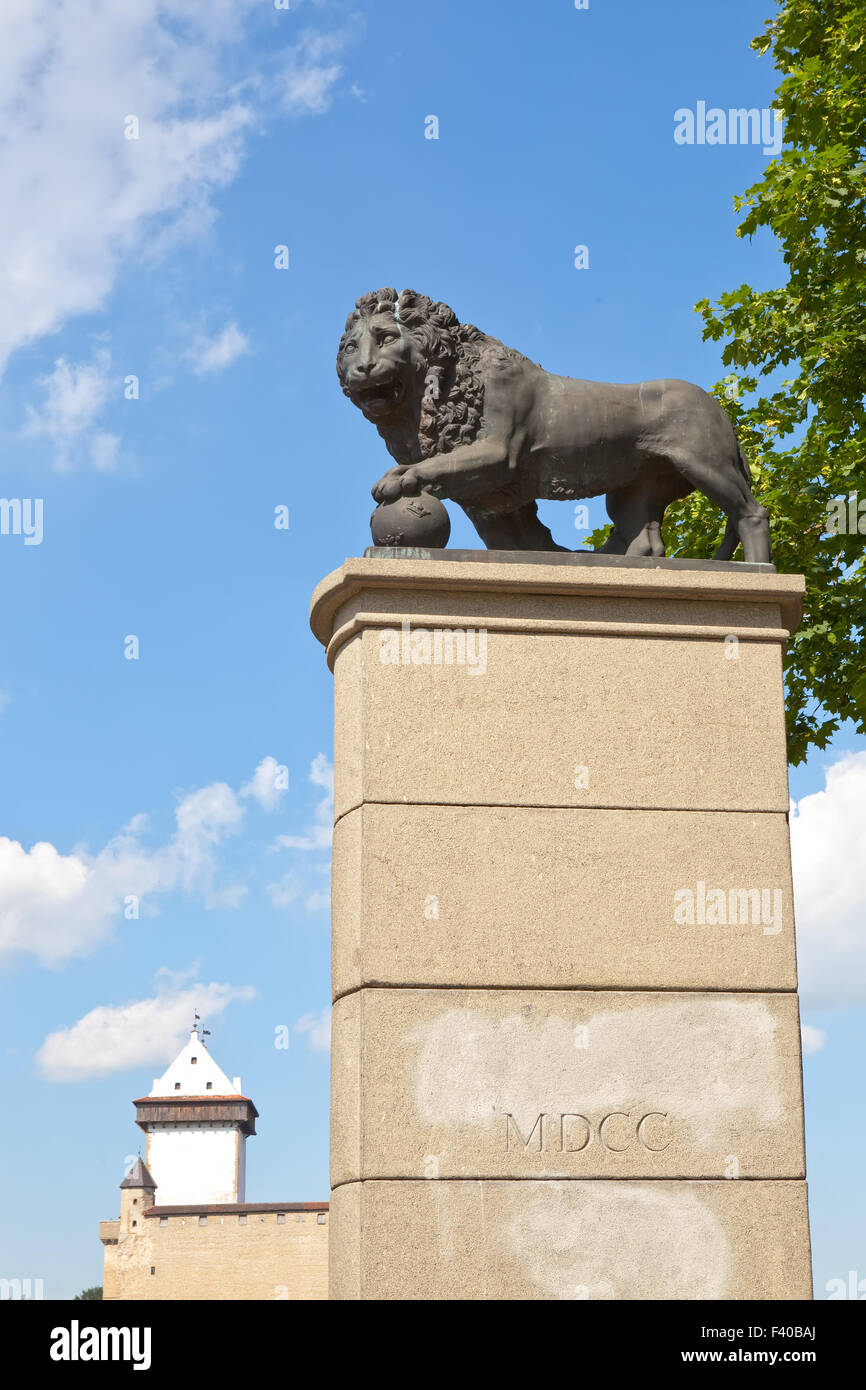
[370,493,451,548]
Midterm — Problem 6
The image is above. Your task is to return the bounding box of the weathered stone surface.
[313,558,802,819]
[103,1208,329,1301]
[330,1179,812,1301]
[311,555,805,649]
[312,555,811,1300]
[331,989,805,1185]
[332,626,789,815]
[331,803,797,996]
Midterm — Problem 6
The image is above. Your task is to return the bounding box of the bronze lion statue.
[336,287,771,561]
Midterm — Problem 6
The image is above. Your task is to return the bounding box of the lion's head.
[336,287,490,461]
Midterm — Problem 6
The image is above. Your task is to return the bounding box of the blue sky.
[0,0,862,1300]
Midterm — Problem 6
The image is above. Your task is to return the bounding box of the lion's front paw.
[371,467,406,503]
[372,466,425,503]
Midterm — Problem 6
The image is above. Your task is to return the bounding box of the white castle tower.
[132,1020,258,1206]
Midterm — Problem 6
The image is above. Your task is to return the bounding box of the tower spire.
[137,1028,256,1204]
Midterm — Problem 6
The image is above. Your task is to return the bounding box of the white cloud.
[791,751,866,1008]
[267,872,301,908]
[241,755,288,812]
[89,432,121,472]
[266,755,333,908]
[280,29,351,115]
[23,350,120,470]
[273,753,333,852]
[801,1024,827,1055]
[303,889,330,914]
[189,321,252,377]
[294,1006,331,1053]
[0,761,271,967]
[310,753,333,795]
[37,972,255,1082]
[0,1,259,377]
[173,781,244,873]
[153,960,204,992]
[267,871,328,915]
[282,63,342,116]
[0,3,358,382]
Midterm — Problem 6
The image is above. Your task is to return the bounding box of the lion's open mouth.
[353,379,405,414]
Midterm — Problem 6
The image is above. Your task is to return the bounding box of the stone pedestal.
[310,550,812,1301]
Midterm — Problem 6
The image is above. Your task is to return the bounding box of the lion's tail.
[712,442,751,561]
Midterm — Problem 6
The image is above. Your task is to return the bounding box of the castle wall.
[103,1206,328,1301]
[99,1222,119,1300]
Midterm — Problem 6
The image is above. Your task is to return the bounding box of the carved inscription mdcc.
[505,1111,674,1154]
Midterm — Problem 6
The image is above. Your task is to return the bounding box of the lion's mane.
[338,287,528,459]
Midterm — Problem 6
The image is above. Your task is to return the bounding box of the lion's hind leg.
[667,449,771,564]
[603,485,669,558]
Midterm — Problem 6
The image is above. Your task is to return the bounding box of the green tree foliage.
[73,1286,103,1300]
[601,1,866,763]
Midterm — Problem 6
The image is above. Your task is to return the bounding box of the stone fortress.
[99,1023,328,1300]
